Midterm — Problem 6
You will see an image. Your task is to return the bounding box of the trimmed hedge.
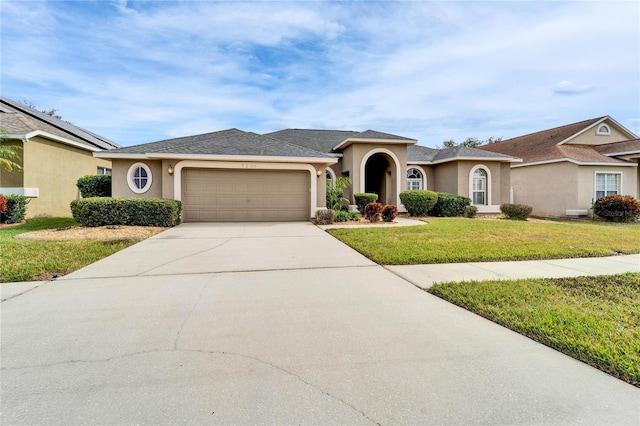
[399,190,438,217]
[593,195,640,223]
[500,203,533,220]
[316,209,335,225]
[354,193,378,214]
[77,175,112,197]
[71,197,181,227]
[0,194,29,224]
[430,192,471,217]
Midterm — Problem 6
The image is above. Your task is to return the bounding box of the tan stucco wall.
[111,159,164,198]
[0,141,24,188]
[569,122,630,146]
[19,137,112,218]
[433,162,458,194]
[512,162,638,217]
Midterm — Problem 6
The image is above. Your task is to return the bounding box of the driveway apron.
[2,222,638,425]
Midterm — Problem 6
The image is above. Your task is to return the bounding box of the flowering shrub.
[593,195,640,223]
[0,195,7,215]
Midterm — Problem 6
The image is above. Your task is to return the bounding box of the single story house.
[96,128,519,222]
[479,116,640,218]
[0,97,120,217]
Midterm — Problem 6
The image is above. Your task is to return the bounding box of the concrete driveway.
[2,222,638,425]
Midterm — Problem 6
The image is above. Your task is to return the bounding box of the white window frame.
[594,171,622,200]
[469,164,491,206]
[326,167,336,188]
[97,166,112,175]
[596,124,611,136]
[406,167,425,190]
[127,162,152,194]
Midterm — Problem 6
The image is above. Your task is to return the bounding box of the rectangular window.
[97,167,112,175]
[407,180,422,190]
[595,173,620,199]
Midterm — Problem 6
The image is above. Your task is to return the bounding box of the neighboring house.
[96,127,519,222]
[480,116,640,218]
[0,97,120,217]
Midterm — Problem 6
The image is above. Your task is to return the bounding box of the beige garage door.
[182,169,310,222]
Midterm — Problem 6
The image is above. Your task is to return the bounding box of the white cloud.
[552,81,595,96]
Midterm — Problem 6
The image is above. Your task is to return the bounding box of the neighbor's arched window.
[407,168,423,190]
[472,168,487,205]
[596,124,611,136]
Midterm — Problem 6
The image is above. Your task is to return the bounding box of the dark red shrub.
[381,205,398,222]
[363,202,383,222]
[593,195,640,223]
[0,195,7,214]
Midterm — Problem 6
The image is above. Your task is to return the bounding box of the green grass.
[429,273,640,387]
[328,217,640,264]
[0,217,137,283]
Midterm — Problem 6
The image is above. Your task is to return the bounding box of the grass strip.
[328,217,640,264]
[428,273,640,387]
[0,217,137,282]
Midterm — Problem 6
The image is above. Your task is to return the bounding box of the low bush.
[593,195,640,223]
[77,175,112,197]
[0,194,29,224]
[430,192,471,217]
[364,202,383,222]
[334,210,361,222]
[399,190,438,217]
[316,209,335,225]
[381,205,398,222]
[464,205,478,218]
[354,193,378,214]
[0,195,7,215]
[500,203,533,220]
[70,197,181,227]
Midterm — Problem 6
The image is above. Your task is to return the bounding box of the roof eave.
[558,116,639,145]
[430,156,522,165]
[25,130,101,152]
[511,158,637,168]
[94,152,339,165]
[332,138,417,151]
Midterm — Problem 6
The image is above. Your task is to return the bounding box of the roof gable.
[0,96,120,150]
[265,129,359,153]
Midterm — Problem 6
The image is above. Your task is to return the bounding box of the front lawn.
[327,217,640,264]
[0,218,138,282]
[429,273,640,387]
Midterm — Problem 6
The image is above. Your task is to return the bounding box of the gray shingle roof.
[265,129,359,153]
[106,128,334,159]
[351,130,416,141]
[0,96,120,150]
[408,145,439,162]
[433,145,518,162]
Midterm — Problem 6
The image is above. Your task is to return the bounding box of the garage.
[182,168,311,222]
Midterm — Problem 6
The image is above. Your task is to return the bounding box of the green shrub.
[500,203,533,220]
[399,190,438,217]
[430,192,471,217]
[354,193,378,214]
[334,210,361,222]
[381,205,398,222]
[70,197,181,227]
[593,195,640,223]
[316,209,335,225]
[363,202,383,222]
[0,194,29,224]
[326,176,351,211]
[77,175,112,197]
[464,205,478,218]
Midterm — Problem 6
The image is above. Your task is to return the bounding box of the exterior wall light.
[168,164,174,176]
[316,169,322,177]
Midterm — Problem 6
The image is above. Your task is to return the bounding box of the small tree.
[0,129,23,172]
[326,176,351,211]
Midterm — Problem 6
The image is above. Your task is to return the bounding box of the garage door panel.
[183,169,310,222]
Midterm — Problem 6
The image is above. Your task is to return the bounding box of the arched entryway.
[360,149,401,206]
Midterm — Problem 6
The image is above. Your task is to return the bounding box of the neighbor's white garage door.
[182,169,310,222]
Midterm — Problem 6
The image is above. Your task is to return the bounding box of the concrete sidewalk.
[388,253,640,288]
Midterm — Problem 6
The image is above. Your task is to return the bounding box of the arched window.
[407,168,423,190]
[596,124,611,136]
[472,168,487,205]
[326,168,336,188]
[127,162,152,194]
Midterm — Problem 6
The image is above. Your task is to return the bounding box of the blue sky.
[1,0,639,148]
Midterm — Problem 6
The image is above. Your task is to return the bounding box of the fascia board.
[93,152,149,159]
[332,138,417,151]
[430,156,522,165]
[558,116,638,146]
[25,130,100,152]
[118,152,339,165]
[511,158,637,168]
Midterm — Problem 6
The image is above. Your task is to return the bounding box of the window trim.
[326,167,336,188]
[127,162,153,194]
[469,164,491,206]
[596,124,611,136]
[594,171,622,200]
[97,166,112,175]
[406,166,425,190]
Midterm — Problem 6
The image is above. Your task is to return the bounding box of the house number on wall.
[241,163,257,169]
